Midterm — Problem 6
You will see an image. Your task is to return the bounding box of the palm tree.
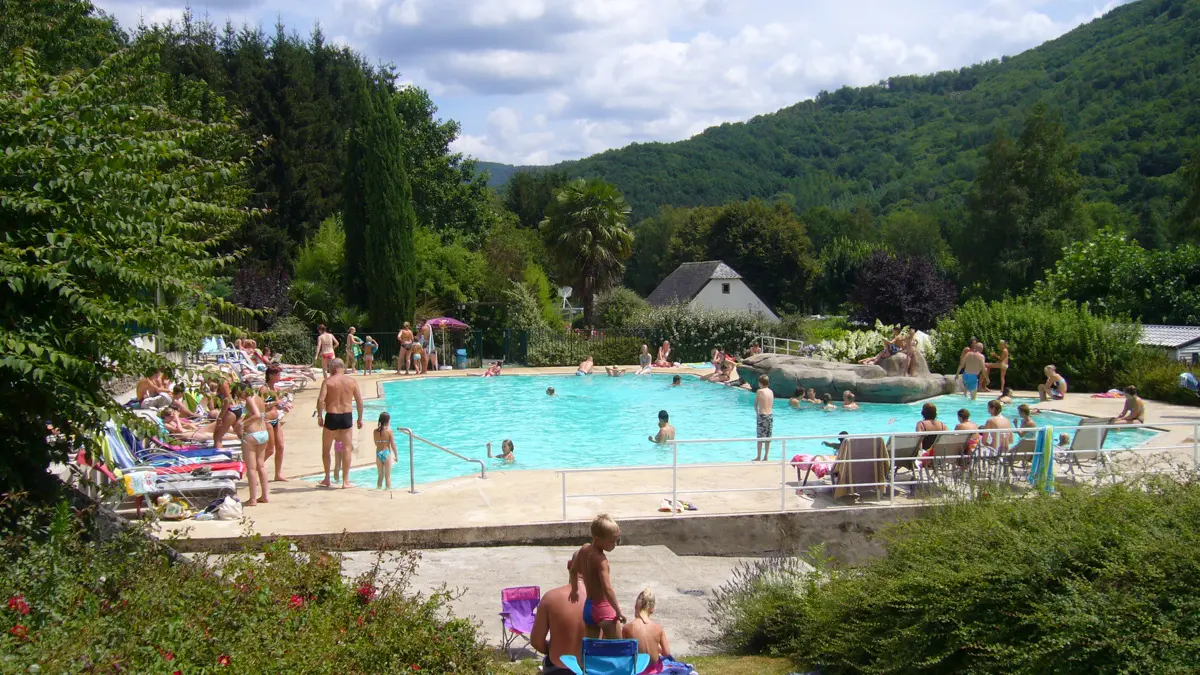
[540,178,634,327]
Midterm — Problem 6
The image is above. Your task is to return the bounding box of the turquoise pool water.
[342,374,1159,487]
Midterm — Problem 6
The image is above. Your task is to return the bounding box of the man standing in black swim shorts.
[316,358,363,488]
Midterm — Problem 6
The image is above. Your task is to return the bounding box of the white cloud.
[93,0,1138,164]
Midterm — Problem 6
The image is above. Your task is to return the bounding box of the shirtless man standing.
[314,324,339,379]
[316,358,363,488]
[753,374,775,461]
[960,344,987,401]
[531,553,586,675]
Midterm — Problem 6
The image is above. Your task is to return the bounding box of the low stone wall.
[168,504,931,566]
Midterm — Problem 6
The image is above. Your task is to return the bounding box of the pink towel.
[790,454,831,478]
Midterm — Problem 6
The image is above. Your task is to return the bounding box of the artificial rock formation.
[736,352,957,403]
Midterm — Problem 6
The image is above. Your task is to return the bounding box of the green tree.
[812,237,889,314]
[540,178,634,327]
[0,46,252,498]
[706,199,819,313]
[0,0,125,73]
[291,214,348,324]
[879,208,953,268]
[505,169,569,229]
[341,77,371,304]
[1177,148,1200,243]
[359,87,418,326]
[962,104,1087,297]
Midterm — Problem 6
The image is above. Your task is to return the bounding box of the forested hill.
[506,0,1199,222]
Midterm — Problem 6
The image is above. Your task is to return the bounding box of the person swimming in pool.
[577,355,594,376]
[546,387,556,397]
[649,410,675,444]
[488,439,516,462]
[670,375,682,387]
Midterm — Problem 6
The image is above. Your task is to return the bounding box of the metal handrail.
[757,335,808,356]
[396,427,487,494]
[555,421,1199,520]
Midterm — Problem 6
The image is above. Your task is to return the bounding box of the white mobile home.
[647,261,779,321]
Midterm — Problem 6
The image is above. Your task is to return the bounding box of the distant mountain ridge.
[476,0,1200,222]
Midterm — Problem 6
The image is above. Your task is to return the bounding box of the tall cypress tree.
[341,79,370,304]
[361,85,417,326]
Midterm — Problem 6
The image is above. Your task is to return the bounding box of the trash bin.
[455,348,467,370]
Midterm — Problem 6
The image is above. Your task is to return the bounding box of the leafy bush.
[932,298,1141,391]
[0,498,491,674]
[1115,348,1200,406]
[591,337,645,366]
[712,479,1200,674]
[635,305,767,362]
[261,316,316,366]
[708,556,814,656]
[595,286,651,329]
[773,315,851,343]
[850,250,957,330]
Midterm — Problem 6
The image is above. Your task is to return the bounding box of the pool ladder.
[396,427,487,494]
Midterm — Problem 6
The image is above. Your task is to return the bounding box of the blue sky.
[94,0,1131,165]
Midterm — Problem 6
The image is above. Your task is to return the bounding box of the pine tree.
[341,78,370,305]
[360,84,417,326]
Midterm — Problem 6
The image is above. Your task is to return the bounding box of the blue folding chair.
[560,638,650,675]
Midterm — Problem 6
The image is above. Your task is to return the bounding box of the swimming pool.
[342,374,1159,487]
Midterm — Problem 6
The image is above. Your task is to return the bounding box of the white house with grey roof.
[1140,325,1200,362]
[647,261,779,321]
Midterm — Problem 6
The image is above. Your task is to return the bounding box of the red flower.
[162,650,175,661]
[288,594,304,609]
[7,595,29,616]
[355,584,376,604]
[218,655,231,667]
[173,671,182,675]
[355,615,364,627]
[8,624,28,640]
[410,665,420,671]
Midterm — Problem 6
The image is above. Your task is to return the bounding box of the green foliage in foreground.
[932,298,1141,391]
[0,45,251,498]
[0,498,491,674]
[709,478,1200,674]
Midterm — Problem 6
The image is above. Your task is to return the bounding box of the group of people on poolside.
[314,321,441,379]
[955,337,1012,399]
[137,363,293,505]
[533,514,680,675]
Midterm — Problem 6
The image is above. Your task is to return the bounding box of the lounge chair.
[1063,418,1110,477]
[560,638,651,675]
[498,586,540,661]
[832,436,889,502]
[104,422,243,479]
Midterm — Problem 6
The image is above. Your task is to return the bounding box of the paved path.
[340,545,776,658]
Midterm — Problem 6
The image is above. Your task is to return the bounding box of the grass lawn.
[495,654,794,674]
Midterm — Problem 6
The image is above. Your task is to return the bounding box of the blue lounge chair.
[560,639,650,675]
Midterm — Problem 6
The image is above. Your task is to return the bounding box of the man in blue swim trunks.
[960,344,986,401]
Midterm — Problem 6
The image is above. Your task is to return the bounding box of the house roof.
[646,261,742,306]
[1140,324,1200,348]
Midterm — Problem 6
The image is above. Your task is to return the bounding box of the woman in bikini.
[259,365,291,482]
[654,341,672,368]
[210,377,241,451]
[374,412,398,490]
[397,322,415,375]
[916,403,948,470]
[314,324,339,378]
[236,383,270,506]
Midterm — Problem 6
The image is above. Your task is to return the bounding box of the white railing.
[554,422,1200,521]
[756,335,809,356]
[396,427,487,494]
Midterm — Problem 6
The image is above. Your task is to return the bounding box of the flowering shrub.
[0,497,490,674]
[813,321,935,364]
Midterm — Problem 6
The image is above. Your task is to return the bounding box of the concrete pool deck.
[152,366,1200,548]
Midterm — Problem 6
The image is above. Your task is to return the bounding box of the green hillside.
[475,160,522,187]
[533,0,1199,222]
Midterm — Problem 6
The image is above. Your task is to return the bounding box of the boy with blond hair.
[569,514,626,639]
